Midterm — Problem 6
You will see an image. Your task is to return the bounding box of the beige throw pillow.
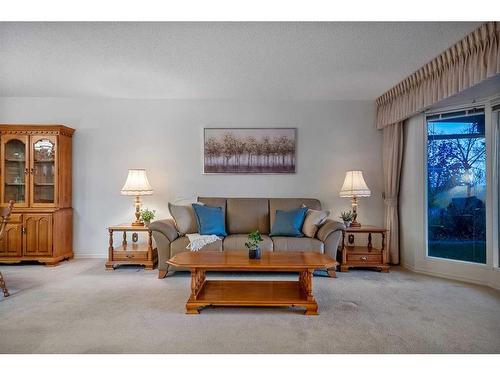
[302,206,330,238]
[168,202,199,235]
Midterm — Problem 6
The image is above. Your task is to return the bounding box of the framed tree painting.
[204,128,297,174]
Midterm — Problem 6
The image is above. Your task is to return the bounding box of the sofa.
[149,197,345,279]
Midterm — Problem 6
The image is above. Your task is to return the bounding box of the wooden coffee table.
[167,251,337,315]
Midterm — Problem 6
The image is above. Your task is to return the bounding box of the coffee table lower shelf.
[186,280,318,315]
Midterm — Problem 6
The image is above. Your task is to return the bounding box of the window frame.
[492,103,500,269]
[423,104,491,267]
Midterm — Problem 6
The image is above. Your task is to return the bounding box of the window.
[426,110,486,264]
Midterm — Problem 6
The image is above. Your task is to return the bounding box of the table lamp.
[339,170,371,227]
[121,169,154,226]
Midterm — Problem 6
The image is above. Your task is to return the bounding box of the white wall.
[0,98,384,257]
[400,110,500,290]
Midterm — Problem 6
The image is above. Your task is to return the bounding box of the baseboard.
[400,263,500,291]
[401,262,416,272]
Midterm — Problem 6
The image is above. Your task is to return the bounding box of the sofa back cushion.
[269,198,321,229]
[226,198,270,234]
[197,197,322,236]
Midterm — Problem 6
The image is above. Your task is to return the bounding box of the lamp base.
[350,221,361,227]
[131,195,144,227]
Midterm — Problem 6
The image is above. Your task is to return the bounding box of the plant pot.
[249,247,261,259]
[144,220,151,227]
[343,220,351,228]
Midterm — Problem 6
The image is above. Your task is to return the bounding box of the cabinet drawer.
[347,253,382,263]
[7,213,22,223]
[113,251,148,261]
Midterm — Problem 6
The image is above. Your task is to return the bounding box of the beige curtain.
[376,22,500,129]
[383,122,404,264]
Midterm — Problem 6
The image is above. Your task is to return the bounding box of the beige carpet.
[1,259,499,354]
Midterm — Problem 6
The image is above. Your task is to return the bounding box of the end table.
[340,225,390,273]
[105,224,157,270]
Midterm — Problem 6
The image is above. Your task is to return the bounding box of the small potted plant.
[245,230,263,259]
[140,208,156,226]
[339,210,354,228]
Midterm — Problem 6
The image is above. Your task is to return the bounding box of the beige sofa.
[149,197,345,279]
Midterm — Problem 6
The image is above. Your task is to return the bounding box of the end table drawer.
[347,253,382,263]
[113,251,148,261]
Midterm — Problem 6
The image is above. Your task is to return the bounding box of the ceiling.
[0,22,481,100]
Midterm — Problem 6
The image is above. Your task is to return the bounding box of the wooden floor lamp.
[0,201,14,297]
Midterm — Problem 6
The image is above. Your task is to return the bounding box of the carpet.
[1,259,499,353]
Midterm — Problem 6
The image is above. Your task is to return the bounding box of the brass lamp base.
[350,196,362,227]
[131,195,144,226]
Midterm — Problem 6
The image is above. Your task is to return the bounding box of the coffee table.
[167,250,338,315]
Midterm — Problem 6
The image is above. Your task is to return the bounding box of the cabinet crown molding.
[0,125,75,137]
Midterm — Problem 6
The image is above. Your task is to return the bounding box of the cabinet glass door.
[2,136,29,206]
[31,136,57,206]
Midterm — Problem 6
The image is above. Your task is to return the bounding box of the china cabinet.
[0,125,74,266]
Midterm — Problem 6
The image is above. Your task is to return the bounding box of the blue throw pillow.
[270,207,308,237]
[192,204,227,237]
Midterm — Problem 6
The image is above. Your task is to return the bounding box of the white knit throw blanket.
[185,233,219,251]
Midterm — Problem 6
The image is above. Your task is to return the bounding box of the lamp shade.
[121,169,153,196]
[339,171,371,198]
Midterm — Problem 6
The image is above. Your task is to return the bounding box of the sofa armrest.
[316,219,345,242]
[149,219,179,242]
[316,219,345,261]
[149,219,179,276]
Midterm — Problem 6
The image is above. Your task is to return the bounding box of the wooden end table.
[168,251,338,315]
[105,224,157,270]
[340,225,390,273]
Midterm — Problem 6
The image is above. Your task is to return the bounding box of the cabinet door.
[0,223,23,257]
[1,134,30,208]
[23,214,53,256]
[30,135,57,207]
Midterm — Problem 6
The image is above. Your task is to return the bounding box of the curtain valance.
[376,22,500,129]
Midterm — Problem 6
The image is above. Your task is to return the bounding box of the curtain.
[383,122,404,264]
[376,22,500,129]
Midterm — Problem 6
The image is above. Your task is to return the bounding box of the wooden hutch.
[0,125,74,266]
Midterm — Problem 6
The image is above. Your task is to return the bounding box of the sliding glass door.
[426,109,486,264]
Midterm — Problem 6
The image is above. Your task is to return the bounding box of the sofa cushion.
[302,207,330,238]
[168,202,198,235]
[270,207,308,237]
[192,204,227,236]
[226,198,270,234]
[223,234,273,252]
[170,236,223,256]
[269,198,321,228]
[272,237,324,253]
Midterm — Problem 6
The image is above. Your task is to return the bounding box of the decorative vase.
[343,220,351,228]
[249,247,261,259]
[143,220,151,227]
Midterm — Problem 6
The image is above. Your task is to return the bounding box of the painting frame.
[203,127,297,174]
